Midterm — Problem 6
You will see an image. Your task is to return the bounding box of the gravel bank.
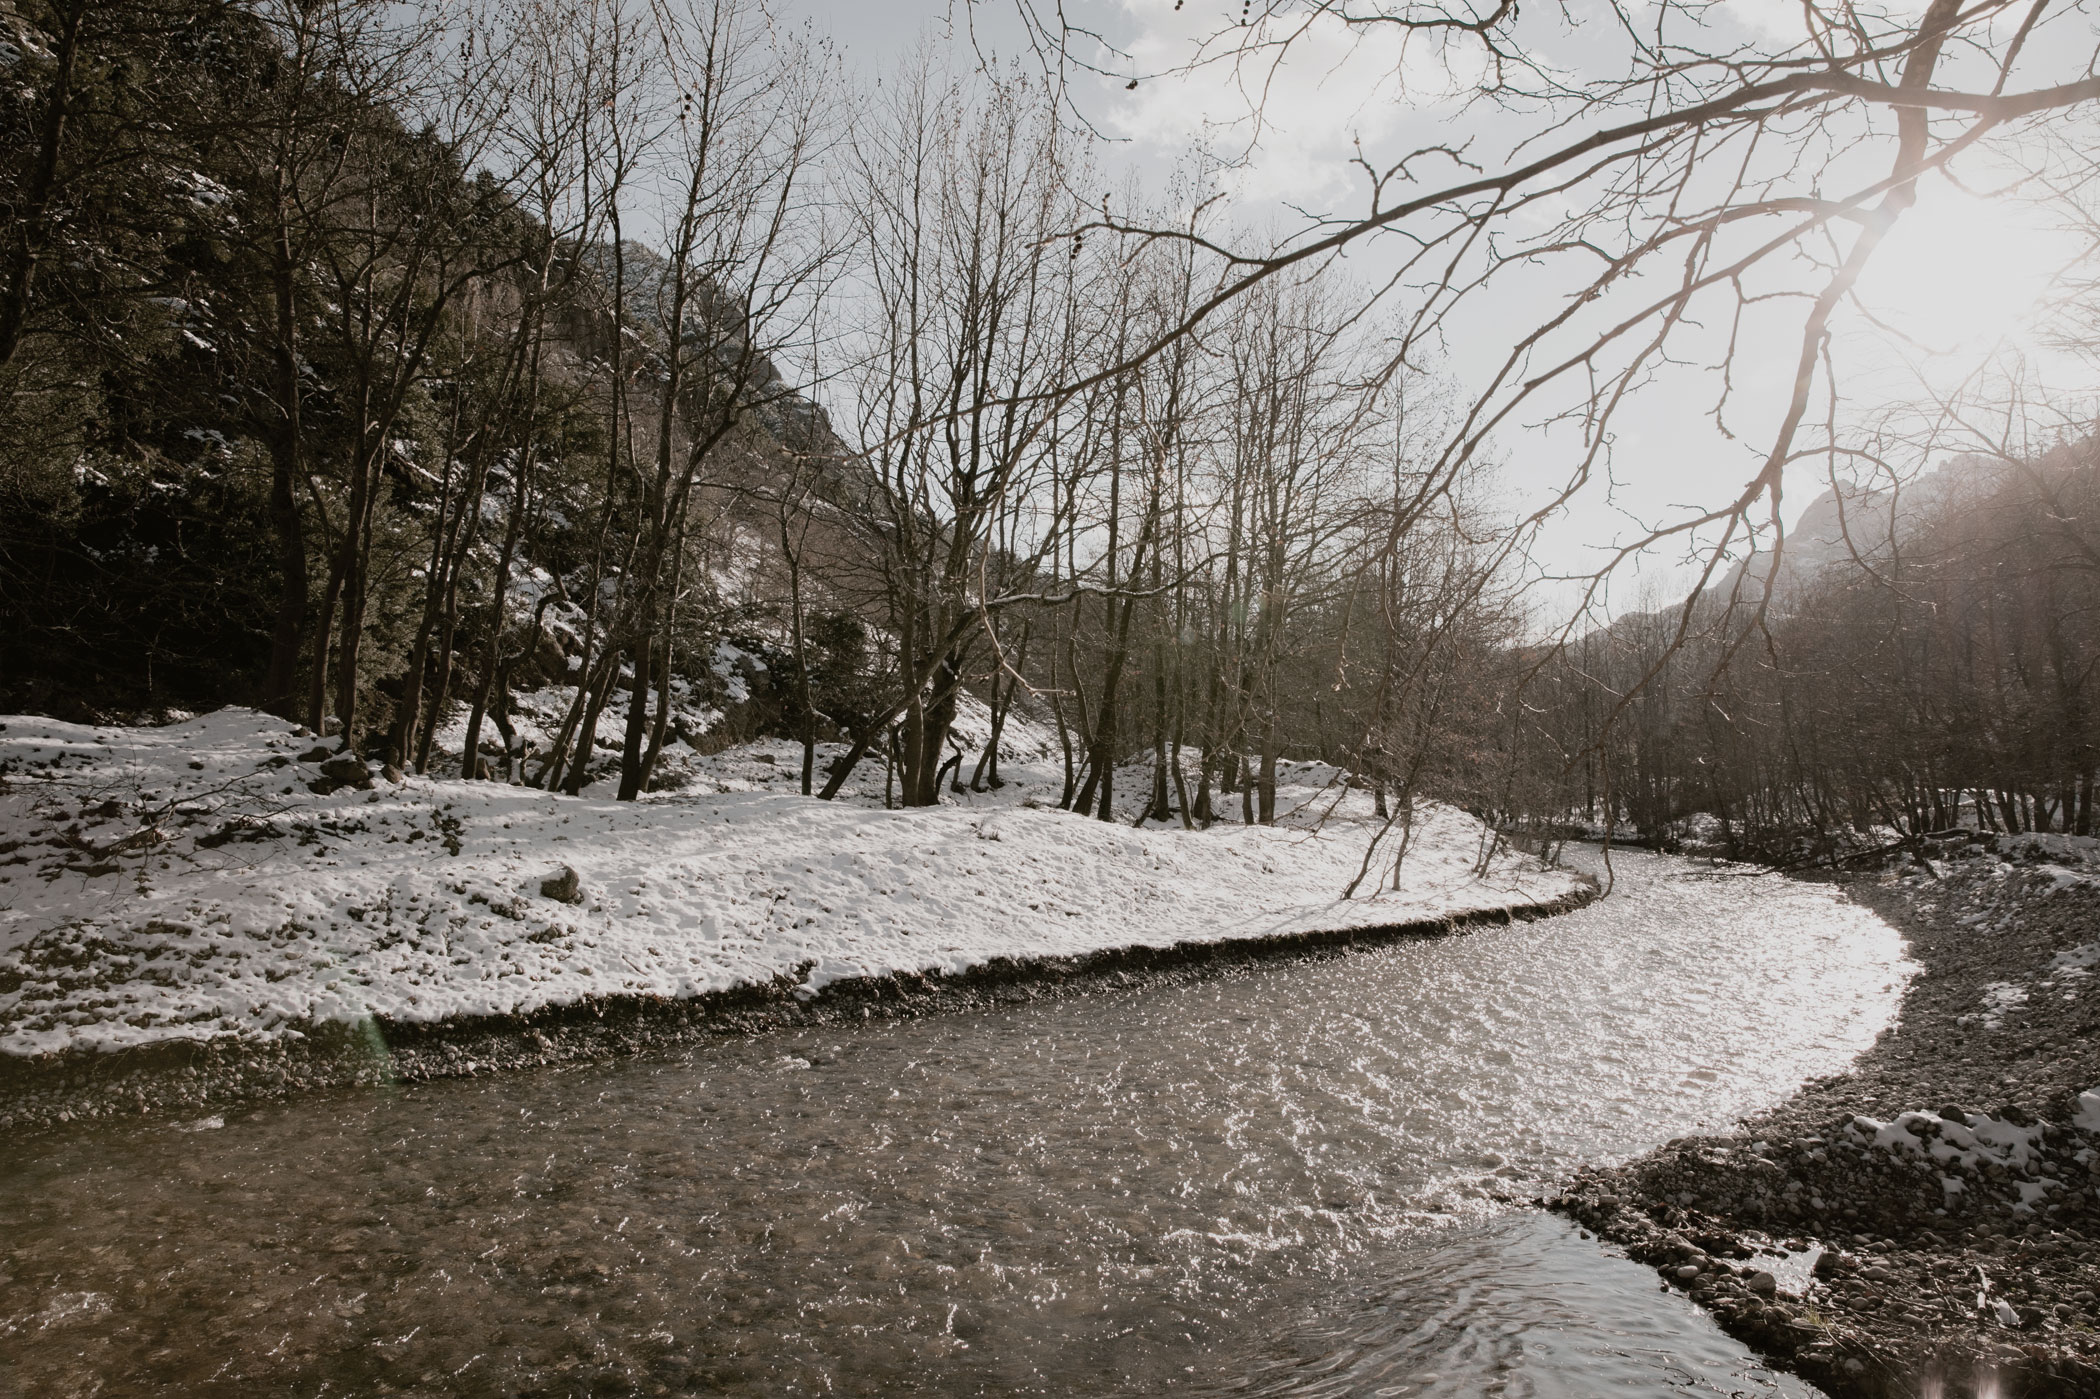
[1550,836,2100,1399]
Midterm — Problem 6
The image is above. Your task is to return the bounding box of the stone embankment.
[1552,833,2100,1399]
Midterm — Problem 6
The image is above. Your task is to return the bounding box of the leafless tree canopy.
[1016,0,2100,617]
[4,0,2100,866]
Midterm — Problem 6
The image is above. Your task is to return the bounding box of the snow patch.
[2053,942,2099,979]
[1974,981,2029,1028]
[1848,1109,2046,1176]
[0,709,1585,1058]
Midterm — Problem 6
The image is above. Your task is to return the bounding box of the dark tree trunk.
[0,0,84,367]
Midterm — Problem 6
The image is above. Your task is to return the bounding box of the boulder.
[527,629,572,686]
[318,754,370,784]
[540,865,583,904]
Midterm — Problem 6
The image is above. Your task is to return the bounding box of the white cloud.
[1098,3,1484,210]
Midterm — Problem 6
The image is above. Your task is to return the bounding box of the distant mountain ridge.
[1712,455,2003,608]
[1576,456,2004,648]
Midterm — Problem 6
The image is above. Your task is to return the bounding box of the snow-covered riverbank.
[0,709,1585,1061]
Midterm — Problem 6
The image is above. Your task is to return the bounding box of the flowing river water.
[0,851,1913,1398]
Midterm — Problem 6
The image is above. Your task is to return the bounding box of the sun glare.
[1853,181,2076,357]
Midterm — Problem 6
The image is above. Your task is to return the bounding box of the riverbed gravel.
[1550,834,2100,1399]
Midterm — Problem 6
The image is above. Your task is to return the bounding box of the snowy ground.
[0,708,1585,1059]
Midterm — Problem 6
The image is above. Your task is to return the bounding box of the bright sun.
[1852,179,2080,358]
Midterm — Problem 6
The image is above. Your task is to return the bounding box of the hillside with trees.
[1516,443,2100,857]
[0,0,1517,842]
[4,0,2099,866]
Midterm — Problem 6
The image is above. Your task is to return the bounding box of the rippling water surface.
[0,851,1910,1397]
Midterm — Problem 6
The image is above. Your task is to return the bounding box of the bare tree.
[820,61,1093,806]
[1016,0,2100,681]
[440,0,644,780]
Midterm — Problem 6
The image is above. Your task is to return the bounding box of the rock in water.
[541,865,583,904]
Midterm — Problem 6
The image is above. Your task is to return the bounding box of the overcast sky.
[770,0,2094,615]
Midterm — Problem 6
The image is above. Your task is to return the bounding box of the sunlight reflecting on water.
[0,851,1904,1396]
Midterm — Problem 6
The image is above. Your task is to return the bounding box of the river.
[0,849,1912,1397]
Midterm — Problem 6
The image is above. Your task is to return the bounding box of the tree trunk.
[261,209,307,716]
[0,0,84,368]
[461,450,532,777]
[562,653,622,796]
